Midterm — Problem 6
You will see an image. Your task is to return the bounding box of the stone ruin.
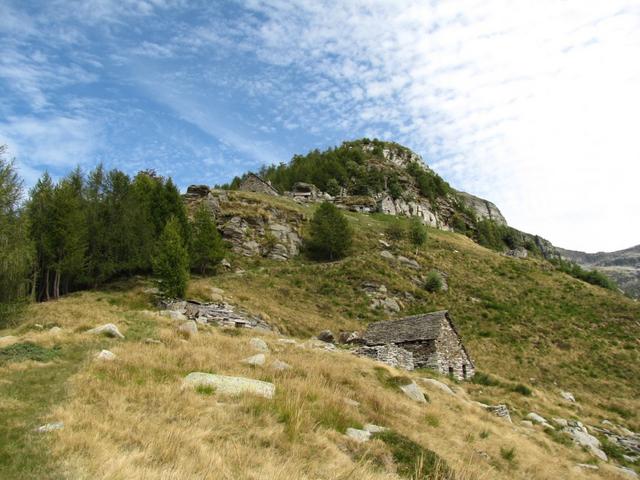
[162,299,272,332]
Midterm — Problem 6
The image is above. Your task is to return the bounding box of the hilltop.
[1,139,639,480]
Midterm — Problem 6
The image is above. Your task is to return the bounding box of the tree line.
[0,148,224,326]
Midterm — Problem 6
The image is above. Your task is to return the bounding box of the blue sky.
[1,0,639,252]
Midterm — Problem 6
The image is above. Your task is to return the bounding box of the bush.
[500,446,516,462]
[424,270,443,293]
[153,216,190,298]
[512,384,533,396]
[305,202,352,261]
[409,218,428,251]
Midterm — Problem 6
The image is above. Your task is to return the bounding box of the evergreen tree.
[409,218,428,252]
[0,147,33,325]
[153,216,189,298]
[306,202,352,261]
[189,204,225,274]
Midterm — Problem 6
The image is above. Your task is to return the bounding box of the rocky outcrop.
[457,191,507,225]
[183,372,275,399]
[378,195,442,228]
[184,188,304,262]
[162,299,272,332]
[557,244,640,298]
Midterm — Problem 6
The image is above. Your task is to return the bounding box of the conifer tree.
[306,202,352,261]
[189,204,225,274]
[153,216,189,298]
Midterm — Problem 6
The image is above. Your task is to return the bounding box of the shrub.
[471,371,501,387]
[500,446,516,462]
[424,270,443,293]
[305,202,352,261]
[153,216,190,298]
[512,384,533,396]
[409,218,428,251]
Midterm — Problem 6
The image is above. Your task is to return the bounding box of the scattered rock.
[552,418,569,428]
[34,323,43,329]
[397,256,420,269]
[144,338,162,345]
[526,412,550,426]
[521,420,534,428]
[177,320,198,339]
[560,391,576,402]
[183,372,275,399]
[270,359,291,371]
[242,353,266,366]
[49,326,62,335]
[96,350,116,361]
[221,259,231,269]
[624,455,639,463]
[505,247,528,259]
[486,404,512,423]
[575,464,599,471]
[337,331,362,344]
[378,239,391,248]
[317,330,335,343]
[419,378,455,395]
[346,427,371,442]
[364,424,387,433]
[249,337,269,352]
[380,250,394,260]
[399,381,427,403]
[564,421,608,461]
[277,338,297,345]
[303,339,337,352]
[616,467,639,479]
[35,422,64,433]
[86,324,124,339]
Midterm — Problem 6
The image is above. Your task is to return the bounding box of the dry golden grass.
[0,294,614,479]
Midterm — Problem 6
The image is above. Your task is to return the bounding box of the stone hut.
[360,311,475,380]
[290,182,323,202]
[239,173,279,196]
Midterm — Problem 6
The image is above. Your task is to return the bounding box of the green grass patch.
[373,366,413,390]
[543,427,573,447]
[511,384,533,396]
[0,342,61,365]
[195,385,216,395]
[372,430,454,479]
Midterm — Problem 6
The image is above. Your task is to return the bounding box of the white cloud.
[227,0,640,252]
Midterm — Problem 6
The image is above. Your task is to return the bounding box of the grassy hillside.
[1,192,639,479]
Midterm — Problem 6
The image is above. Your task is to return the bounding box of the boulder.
[49,326,62,335]
[96,350,116,361]
[177,320,198,338]
[337,331,362,344]
[221,259,231,269]
[242,353,266,366]
[364,424,387,433]
[616,467,639,479]
[560,391,576,402]
[552,418,569,428]
[160,310,188,321]
[399,381,427,403]
[486,404,512,423]
[380,250,395,260]
[86,324,124,339]
[249,337,269,352]
[317,330,335,343]
[564,421,607,461]
[419,378,455,395]
[35,422,64,433]
[521,420,534,428]
[271,359,291,371]
[183,372,275,399]
[346,427,371,442]
[397,256,420,269]
[526,412,549,425]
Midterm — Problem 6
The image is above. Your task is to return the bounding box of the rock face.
[563,421,607,461]
[557,244,640,298]
[457,191,507,225]
[184,189,303,262]
[183,372,275,399]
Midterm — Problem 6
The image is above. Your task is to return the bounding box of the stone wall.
[434,318,475,380]
[356,344,415,371]
[239,174,279,196]
[398,339,438,369]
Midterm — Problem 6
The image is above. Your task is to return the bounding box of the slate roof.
[363,311,450,345]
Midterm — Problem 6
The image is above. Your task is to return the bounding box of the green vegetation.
[409,217,428,252]
[511,384,533,396]
[0,342,60,365]
[0,147,33,327]
[500,446,516,463]
[189,203,225,274]
[305,202,353,261]
[385,220,406,241]
[424,270,444,293]
[153,216,190,298]
[405,161,452,204]
[373,430,454,480]
[551,258,617,291]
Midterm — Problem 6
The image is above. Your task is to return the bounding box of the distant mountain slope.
[558,244,640,298]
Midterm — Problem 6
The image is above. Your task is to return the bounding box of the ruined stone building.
[238,173,279,196]
[358,311,475,380]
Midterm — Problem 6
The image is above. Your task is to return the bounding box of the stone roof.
[363,311,450,345]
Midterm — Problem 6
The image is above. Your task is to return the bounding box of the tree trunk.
[53,270,61,300]
[45,268,50,301]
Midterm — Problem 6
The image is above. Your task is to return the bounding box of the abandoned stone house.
[358,310,475,380]
[238,173,279,196]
